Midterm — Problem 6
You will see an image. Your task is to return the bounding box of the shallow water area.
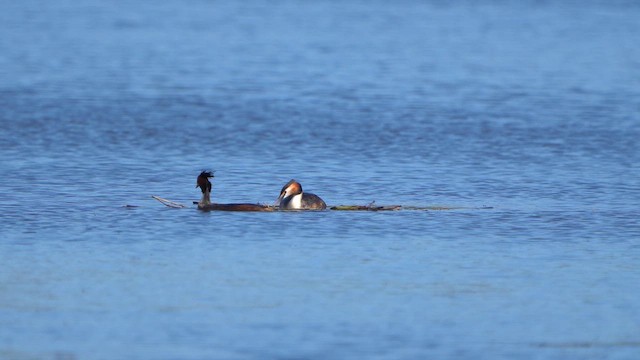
[1,0,640,359]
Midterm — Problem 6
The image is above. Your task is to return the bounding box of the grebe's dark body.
[197,203,273,211]
[196,171,273,211]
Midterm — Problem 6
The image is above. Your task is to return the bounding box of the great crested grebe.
[276,179,327,210]
[196,171,214,207]
[196,171,272,211]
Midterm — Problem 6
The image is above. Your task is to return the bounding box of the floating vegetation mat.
[152,196,491,212]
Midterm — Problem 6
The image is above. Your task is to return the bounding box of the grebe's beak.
[275,191,286,207]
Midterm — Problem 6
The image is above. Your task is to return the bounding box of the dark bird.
[196,171,214,206]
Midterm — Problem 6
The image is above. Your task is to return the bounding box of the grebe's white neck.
[199,190,211,207]
[288,193,303,209]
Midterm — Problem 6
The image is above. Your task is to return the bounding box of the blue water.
[1,1,639,359]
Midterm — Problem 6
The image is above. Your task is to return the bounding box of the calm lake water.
[1,0,639,359]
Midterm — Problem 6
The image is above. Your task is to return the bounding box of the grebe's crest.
[196,171,214,194]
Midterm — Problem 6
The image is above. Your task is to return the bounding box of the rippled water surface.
[1,1,639,359]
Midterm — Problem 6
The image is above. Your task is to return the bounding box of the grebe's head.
[276,179,302,205]
[196,171,214,194]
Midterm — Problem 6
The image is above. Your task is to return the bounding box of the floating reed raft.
[330,204,402,211]
[152,196,483,212]
[328,204,474,211]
